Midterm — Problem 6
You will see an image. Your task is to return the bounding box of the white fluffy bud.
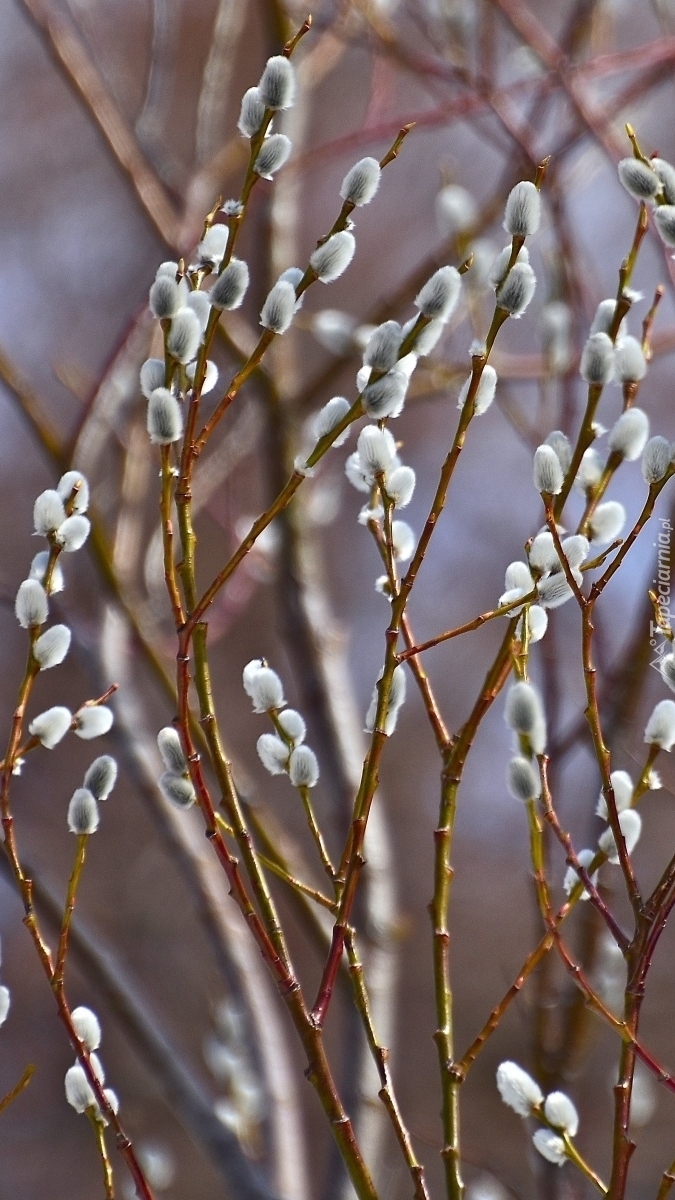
[198,223,229,265]
[362,369,409,419]
[238,87,265,137]
[257,733,290,775]
[313,397,351,446]
[258,55,296,110]
[33,624,71,669]
[415,266,461,321]
[385,465,416,508]
[654,205,675,247]
[457,365,497,415]
[34,489,66,535]
[65,1064,96,1113]
[288,745,320,787]
[254,134,292,179]
[435,184,477,235]
[580,332,615,384]
[340,157,381,206]
[74,706,114,740]
[506,756,541,801]
[608,407,649,460]
[496,1061,543,1116]
[149,276,184,320]
[653,157,675,203]
[503,180,541,236]
[357,426,397,477]
[68,788,99,835]
[596,770,633,820]
[15,579,48,628]
[310,232,356,283]
[158,772,196,808]
[243,663,285,712]
[617,157,660,199]
[533,445,563,494]
[56,515,90,552]
[588,501,625,544]
[563,848,598,900]
[598,809,642,863]
[545,430,572,474]
[72,1006,102,1051]
[505,682,546,753]
[147,389,183,445]
[537,570,582,608]
[590,298,625,337]
[84,756,118,801]
[575,447,603,492]
[645,698,675,750]
[260,280,296,333]
[58,471,89,514]
[29,706,72,749]
[496,261,536,317]
[364,321,403,372]
[140,358,165,398]
[29,551,64,594]
[615,337,646,383]
[642,436,671,483]
[210,258,249,310]
[277,709,306,743]
[157,727,187,774]
[392,520,415,561]
[533,1129,566,1166]
[167,308,201,364]
[544,1091,579,1135]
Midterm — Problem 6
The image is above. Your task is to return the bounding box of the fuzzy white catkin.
[545,430,572,473]
[496,1061,543,1116]
[340,157,381,206]
[615,336,647,383]
[310,232,356,283]
[345,453,372,492]
[608,407,649,460]
[277,709,306,743]
[533,445,563,494]
[596,770,634,819]
[74,706,113,740]
[210,259,250,310]
[254,134,292,179]
[435,184,477,235]
[544,1091,579,1136]
[258,55,296,110]
[505,561,533,592]
[488,243,529,290]
[147,390,183,445]
[186,359,218,395]
[156,261,179,278]
[617,157,660,199]
[260,280,296,333]
[289,745,320,788]
[29,706,72,749]
[357,426,397,476]
[58,470,89,514]
[257,733,290,775]
[149,276,184,320]
[506,756,541,801]
[598,809,642,864]
[33,624,71,669]
[167,308,202,364]
[365,665,407,736]
[15,579,48,629]
[537,570,582,609]
[385,465,416,508]
[580,332,615,384]
[529,532,558,574]
[590,298,625,337]
[392,520,415,561]
[157,727,187,774]
[495,261,536,317]
[642,436,671,483]
[403,315,445,356]
[457,365,497,415]
[56,514,90,552]
[505,682,546,752]
[645,698,675,749]
[654,204,675,247]
[560,535,589,570]
[532,1129,566,1167]
[524,606,548,643]
[588,501,625,544]
[364,321,403,372]
[238,87,265,137]
[72,1006,102,1051]
[29,551,64,593]
[503,180,541,236]
[244,664,285,713]
[84,756,118,801]
[65,1064,96,1113]
[563,848,598,900]
[158,772,196,808]
[198,224,229,265]
[652,157,675,203]
[575,447,603,492]
[68,788,99,835]
[185,291,211,334]
[140,358,165,398]
[415,266,461,321]
[313,397,351,445]
[34,489,66,535]
[0,986,9,1027]
[362,369,409,419]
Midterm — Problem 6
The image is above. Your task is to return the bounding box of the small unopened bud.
[608,407,649,460]
[415,266,461,321]
[507,756,541,801]
[496,261,536,317]
[545,430,572,474]
[257,732,290,775]
[340,157,381,206]
[155,261,179,279]
[186,359,218,395]
[435,184,477,236]
[654,204,675,247]
[533,1129,566,1167]
[157,727,187,774]
[29,551,64,594]
[580,332,614,384]
[74,706,113,740]
[254,133,292,179]
[544,1091,579,1136]
[278,709,306,744]
[72,1006,101,1051]
[362,369,409,419]
[392,520,415,561]
[403,316,445,356]
[525,606,548,643]
[289,745,320,787]
[597,770,634,819]
[496,1061,543,1116]
[149,276,184,320]
[652,157,675,204]
[243,662,285,712]
[457,365,497,415]
[84,756,118,801]
[365,665,407,735]
[590,298,625,337]
[147,389,183,445]
[198,223,229,265]
[56,515,90,552]
[185,291,211,335]
[645,698,675,749]
[563,848,598,900]
[505,681,546,753]
[261,280,296,333]
[313,397,351,446]
[598,809,642,863]
[140,358,165,398]
[560,535,589,569]
[503,180,541,236]
[364,321,403,372]
[238,87,265,137]
[618,157,660,199]
[345,453,371,492]
[167,308,202,364]
[505,561,533,592]
[68,788,99,835]
[533,445,563,494]
[575,447,603,492]
[57,471,89,514]
[615,336,647,383]
[29,706,72,749]
[65,1064,96,1113]
[158,772,196,808]
[258,55,296,110]
[357,426,397,477]
[16,579,48,628]
[34,490,66,535]
[488,244,529,290]
[310,231,356,283]
[588,501,625,543]
[210,258,249,310]
[385,465,416,508]
[642,436,671,483]
[33,624,71,669]
[537,570,582,608]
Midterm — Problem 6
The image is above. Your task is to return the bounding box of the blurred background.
[2,0,675,1197]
